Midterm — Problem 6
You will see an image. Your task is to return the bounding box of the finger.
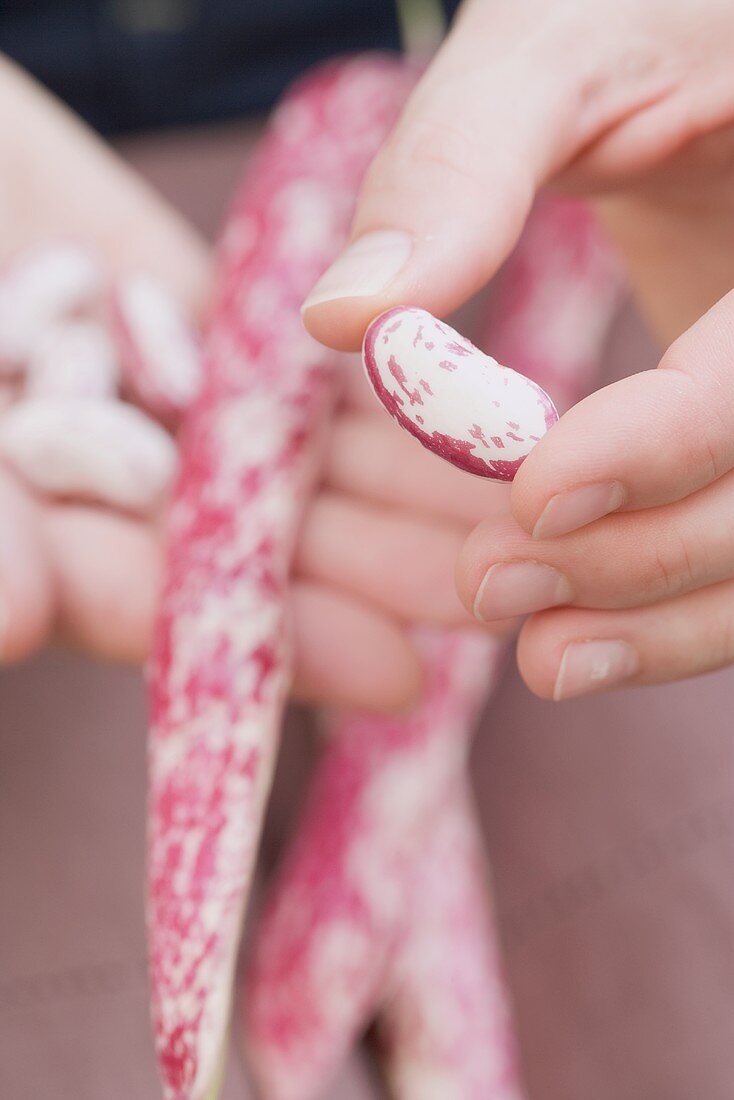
[324,411,511,526]
[301,2,592,350]
[295,491,474,627]
[290,582,423,712]
[516,578,734,700]
[0,469,54,660]
[41,505,161,663]
[459,469,734,621]
[512,288,734,539]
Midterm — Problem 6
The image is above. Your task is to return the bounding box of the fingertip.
[509,417,574,537]
[455,516,515,619]
[0,572,54,664]
[515,613,565,700]
[301,294,383,353]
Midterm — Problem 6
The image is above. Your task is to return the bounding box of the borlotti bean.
[0,244,102,372]
[0,399,177,513]
[25,319,120,400]
[362,307,558,480]
[243,198,624,1100]
[112,272,203,418]
[146,56,415,1100]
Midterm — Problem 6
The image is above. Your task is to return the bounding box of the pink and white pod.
[378,785,523,1100]
[362,307,558,481]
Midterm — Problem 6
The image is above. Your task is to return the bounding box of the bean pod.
[146,56,416,1100]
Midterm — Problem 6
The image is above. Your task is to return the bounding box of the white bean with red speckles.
[0,399,177,513]
[112,272,203,417]
[25,319,120,400]
[362,307,558,481]
[0,245,102,373]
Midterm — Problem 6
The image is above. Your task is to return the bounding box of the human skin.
[302,0,734,701]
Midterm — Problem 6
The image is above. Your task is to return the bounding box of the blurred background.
[1,3,734,1099]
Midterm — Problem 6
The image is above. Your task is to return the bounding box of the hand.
[0,57,509,713]
[0,55,209,666]
[299,0,734,701]
[456,287,734,700]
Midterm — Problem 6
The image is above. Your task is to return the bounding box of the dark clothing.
[0,0,455,133]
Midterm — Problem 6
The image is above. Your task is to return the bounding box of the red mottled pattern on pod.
[363,308,558,480]
[147,56,416,1100]
[0,398,177,513]
[25,319,120,400]
[378,783,522,1100]
[111,273,203,418]
[244,632,508,1100]
[244,198,624,1100]
[0,245,103,373]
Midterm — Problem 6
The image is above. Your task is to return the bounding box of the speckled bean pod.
[243,630,510,1100]
[373,199,624,1100]
[146,56,415,1100]
[377,782,521,1100]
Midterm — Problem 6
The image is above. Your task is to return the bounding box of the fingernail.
[533,481,626,540]
[554,639,639,700]
[473,561,572,622]
[301,230,413,311]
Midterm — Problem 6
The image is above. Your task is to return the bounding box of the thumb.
[302,2,601,350]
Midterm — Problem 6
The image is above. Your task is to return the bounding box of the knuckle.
[660,351,734,485]
[370,111,481,195]
[646,526,702,600]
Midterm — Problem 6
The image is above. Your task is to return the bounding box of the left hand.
[0,57,513,715]
[456,287,734,701]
